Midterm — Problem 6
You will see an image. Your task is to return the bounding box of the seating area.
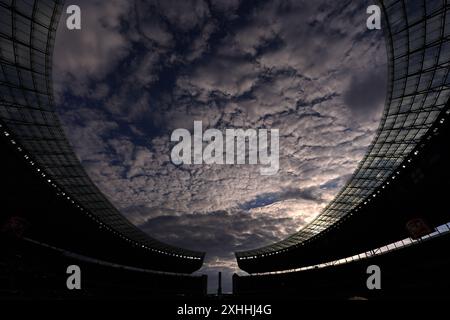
[0,237,207,299]
[233,232,450,300]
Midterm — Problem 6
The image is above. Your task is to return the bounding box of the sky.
[53,0,387,293]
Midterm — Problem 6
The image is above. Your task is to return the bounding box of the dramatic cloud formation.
[54,0,387,293]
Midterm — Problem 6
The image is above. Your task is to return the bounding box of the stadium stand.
[0,0,207,297]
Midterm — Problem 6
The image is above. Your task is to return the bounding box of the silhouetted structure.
[2,0,449,300]
[236,0,450,273]
[218,272,222,296]
[234,231,450,300]
[0,0,206,298]
[234,0,450,299]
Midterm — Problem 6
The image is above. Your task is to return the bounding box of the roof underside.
[237,0,450,261]
[0,0,204,260]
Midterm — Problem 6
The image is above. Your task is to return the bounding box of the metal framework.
[236,0,450,260]
[248,222,450,276]
[0,0,204,261]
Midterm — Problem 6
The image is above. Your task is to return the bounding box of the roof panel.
[237,0,450,259]
[0,0,204,260]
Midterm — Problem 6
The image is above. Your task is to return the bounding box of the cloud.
[210,0,241,13]
[53,0,387,292]
[53,0,132,96]
[177,57,260,98]
[138,209,311,292]
[344,66,387,120]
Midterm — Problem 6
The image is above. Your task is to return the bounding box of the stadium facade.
[0,0,206,297]
[1,0,450,300]
[234,0,450,298]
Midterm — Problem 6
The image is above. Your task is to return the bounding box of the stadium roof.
[236,0,450,263]
[0,0,204,261]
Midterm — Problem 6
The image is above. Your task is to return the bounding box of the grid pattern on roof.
[0,0,203,259]
[237,0,450,259]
